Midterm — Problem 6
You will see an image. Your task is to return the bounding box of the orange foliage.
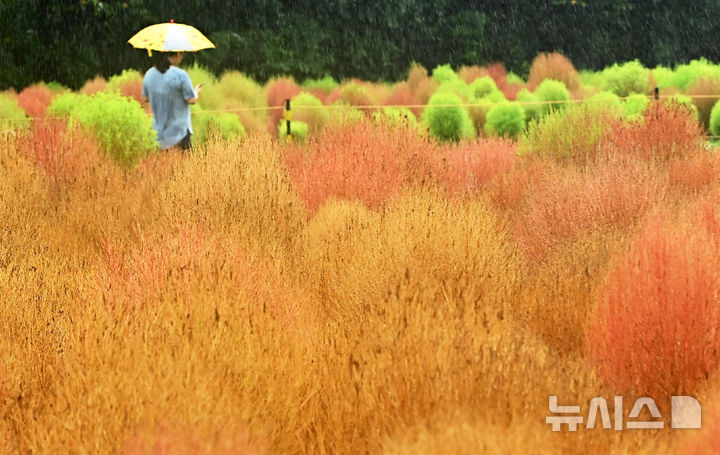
[514,155,666,261]
[283,119,429,212]
[406,62,438,105]
[668,152,720,194]
[80,76,107,95]
[118,80,144,105]
[604,101,704,161]
[587,197,720,400]
[527,52,581,92]
[265,77,302,133]
[97,223,303,326]
[123,422,268,455]
[432,138,517,196]
[458,65,488,84]
[384,82,422,118]
[18,118,100,187]
[16,84,55,118]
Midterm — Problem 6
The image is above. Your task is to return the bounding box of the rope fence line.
[3,91,720,120]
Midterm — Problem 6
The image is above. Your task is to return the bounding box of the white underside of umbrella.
[164,24,196,51]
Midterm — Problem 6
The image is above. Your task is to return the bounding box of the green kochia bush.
[192,109,246,143]
[671,58,720,91]
[484,103,525,138]
[373,107,420,130]
[70,92,156,166]
[520,102,617,163]
[0,94,28,130]
[708,101,720,138]
[533,79,570,116]
[469,76,499,99]
[431,64,460,84]
[422,92,475,141]
[623,93,650,120]
[601,60,650,97]
[302,76,338,93]
[105,69,143,93]
[291,91,329,132]
[516,88,542,124]
[47,92,89,117]
[277,119,309,143]
[436,79,473,100]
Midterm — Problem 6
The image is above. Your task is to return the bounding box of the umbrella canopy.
[128,21,215,55]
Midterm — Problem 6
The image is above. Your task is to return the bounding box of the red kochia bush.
[17,84,55,118]
[98,224,303,326]
[514,155,666,261]
[384,82,423,119]
[587,197,720,400]
[266,77,302,133]
[283,119,428,213]
[527,52,581,93]
[433,138,516,196]
[119,80,144,105]
[603,101,704,161]
[668,152,720,194]
[18,118,99,186]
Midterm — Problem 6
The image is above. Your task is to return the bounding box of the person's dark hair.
[152,52,178,74]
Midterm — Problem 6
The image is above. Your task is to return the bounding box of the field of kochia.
[1,52,720,453]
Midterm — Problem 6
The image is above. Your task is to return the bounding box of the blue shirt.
[142,66,196,149]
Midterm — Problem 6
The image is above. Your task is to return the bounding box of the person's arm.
[186,84,204,104]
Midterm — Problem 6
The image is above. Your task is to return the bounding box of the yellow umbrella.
[128,20,215,56]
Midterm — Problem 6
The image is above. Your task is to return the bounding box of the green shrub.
[46,81,67,92]
[484,103,525,138]
[277,119,309,143]
[469,76,498,99]
[183,64,217,88]
[650,65,675,89]
[70,92,156,166]
[516,88,542,124]
[533,79,570,116]
[373,107,420,130]
[337,82,375,107]
[47,92,89,117]
[623,93,650,120]
[671,58,720,91]
[467,94,501,133]
[192,109,246,143]
[519,102,617,162]
[579,69,604,88]
[506,72,525,85]
[106,69,143,93]
[602,60,650,97]
[431,64,460,84]
[291,91,329,132]
[0,94,27,130]
[422,92,475,141]
[327,103,366,127]
[709,101,720,137]
[436,79,473,101]
[199,70,266,112]
[302,76,339,93]
[585,91,623,115]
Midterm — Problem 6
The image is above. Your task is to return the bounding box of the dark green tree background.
[1,0,719,90]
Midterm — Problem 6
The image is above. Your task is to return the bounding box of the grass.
[2,72,720,454]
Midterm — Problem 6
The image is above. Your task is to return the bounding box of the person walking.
[142,51,202,150]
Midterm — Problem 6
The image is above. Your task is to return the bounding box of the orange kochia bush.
[587,193,720,400]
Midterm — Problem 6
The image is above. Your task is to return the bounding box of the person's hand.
[195,83,204,95]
